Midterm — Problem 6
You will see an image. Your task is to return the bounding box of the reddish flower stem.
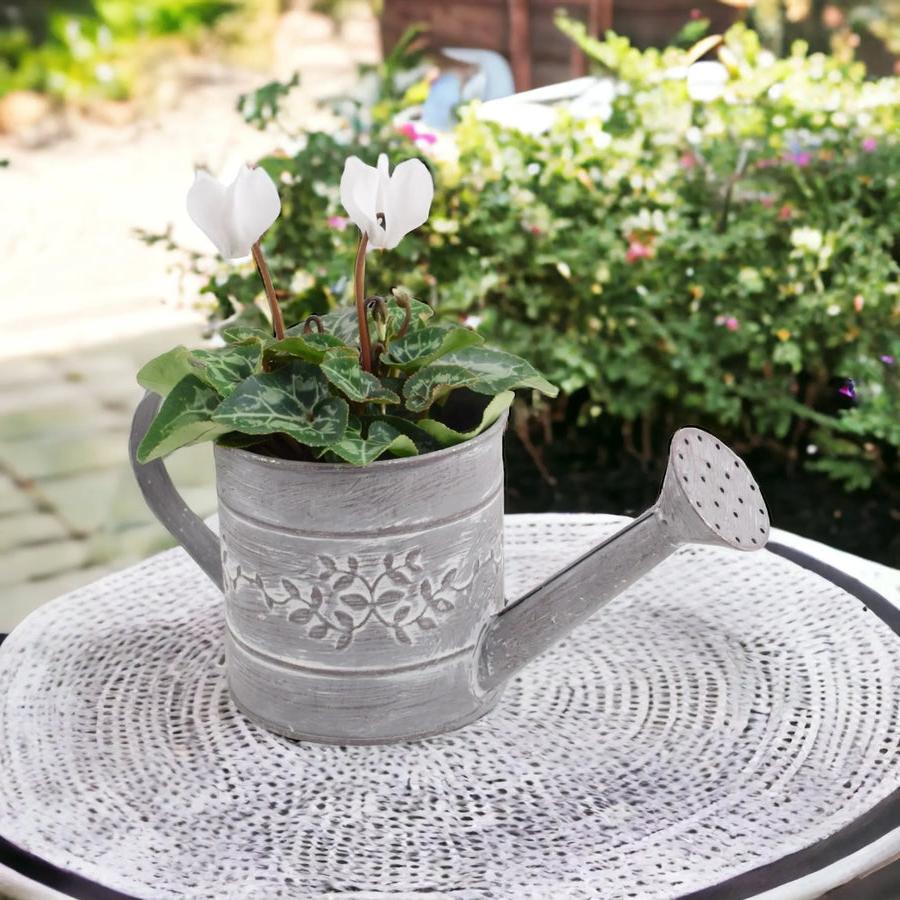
[251,241,285,341]
[353,232,373,372]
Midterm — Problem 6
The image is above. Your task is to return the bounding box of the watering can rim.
[213,409,509,474]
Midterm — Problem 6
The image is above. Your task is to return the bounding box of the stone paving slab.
[0,512,68,550]
[0,325,217,629]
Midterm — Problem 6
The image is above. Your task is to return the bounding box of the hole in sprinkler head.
[684,438,689,445]
[714,500,720,508]
[705,461,711,469]
[738,497,744,504]
[735,536,742,543]
[751,538,758,544]
[733,511,738,518]
[700,475,706,483]
[719,487,725,494]
[725,472,731,480]
[683,475,688,483]
[715,523,721,530]
[758,508,765,516]
[696,501,702,508]
[678,453,684,460]
[715,442,721,450]
[759,527,766,534]
[697,434,703,441]
[734,460,740,468]
[750,484,756,492]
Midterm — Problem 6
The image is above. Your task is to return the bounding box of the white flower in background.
[790,227,824,254]
[686,61,728,102]
[340,153,434,250]
[186,164,281,259]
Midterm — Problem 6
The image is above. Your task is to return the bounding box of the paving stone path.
[0,4,379,631]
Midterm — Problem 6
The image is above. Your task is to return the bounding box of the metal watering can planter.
[131,390,770,744]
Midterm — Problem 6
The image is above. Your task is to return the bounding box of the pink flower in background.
[680,152,698,169]
[327,215,349,231]
[784,150,812,167]
[760,195,775,208]
[880,355,895,366]
[838,379,857,400]
[862,137,878,153]
[756,158,779,169]
[528,224,543,236]
[716,315,740,332]
[853,294,864,312]
[398,121,438,146]
[626,240,653,263]
[778,204,793,221]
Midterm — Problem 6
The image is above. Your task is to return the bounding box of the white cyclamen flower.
[339,153,434,250]
[186,164,281,259]
[686,61,728,103]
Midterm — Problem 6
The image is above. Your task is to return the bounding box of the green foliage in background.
[173,22,899,490]
[0,1,237,101]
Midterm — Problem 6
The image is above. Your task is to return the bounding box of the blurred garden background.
[0,0,897,631]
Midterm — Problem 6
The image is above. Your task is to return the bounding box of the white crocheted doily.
[0,514,898,899]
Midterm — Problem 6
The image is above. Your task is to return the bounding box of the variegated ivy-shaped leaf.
[380,324,483,372]
[404,346,558,412]
[269,332,347,365]
[138,344,264,399]
[191,344,263,397]
[137,346,194,397]
[219,324,271,345]
[327,420,418,465]
[212,360,348,446]
[414,391,514,446]
[402,365,480,412]
[321,348,401,404]
[137,375,230,463]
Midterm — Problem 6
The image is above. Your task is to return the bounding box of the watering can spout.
[477,427,770,693]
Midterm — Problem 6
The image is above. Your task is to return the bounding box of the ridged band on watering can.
[130,391,508,744]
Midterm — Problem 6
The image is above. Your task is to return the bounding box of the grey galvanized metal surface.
[131,393,769,743]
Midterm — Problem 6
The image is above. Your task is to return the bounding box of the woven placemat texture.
[0,514,898,899]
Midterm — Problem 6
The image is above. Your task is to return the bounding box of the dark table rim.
[0,540,897,900]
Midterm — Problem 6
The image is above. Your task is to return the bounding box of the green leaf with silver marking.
[137,346,194,397]
[380,325,483,372]
[137,375,229,463]
[415,391,514,446]
[327,420,418,465]
[212,361,348,446]
[269,332,347,364]
[438,347,559,397]
[190,344,264,397]
[402,364,481,413]
[404,347,558,411]
[321,348,401,404]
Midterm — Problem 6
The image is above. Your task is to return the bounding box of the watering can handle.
[128,391,224,591]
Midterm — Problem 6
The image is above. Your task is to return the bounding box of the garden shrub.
[177,22,899,491]
[0,1,241,101]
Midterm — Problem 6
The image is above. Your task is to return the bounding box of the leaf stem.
[353,232,373,372]
[251,241,285,341]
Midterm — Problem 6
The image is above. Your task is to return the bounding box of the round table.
[0,515,898,899]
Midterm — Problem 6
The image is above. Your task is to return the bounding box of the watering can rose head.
[134,153,557,467]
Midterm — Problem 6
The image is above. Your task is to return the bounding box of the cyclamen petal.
[186,164,281,260]
[340,153,434,250]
